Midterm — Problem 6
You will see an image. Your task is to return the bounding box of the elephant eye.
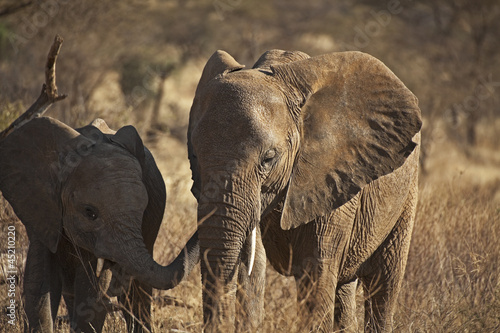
[84,206,99,221]
[261,149,277,169]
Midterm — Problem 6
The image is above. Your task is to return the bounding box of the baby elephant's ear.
[0,117,89,252]
[90,118,115,135]
[76,119,113,145]
[110,125,146,168]
[272,52,422,230]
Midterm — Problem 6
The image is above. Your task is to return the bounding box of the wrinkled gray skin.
[188,50,422,332]
[0,117,199,333]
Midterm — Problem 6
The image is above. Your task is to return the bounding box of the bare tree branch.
[0,1,33,18]
[0,35,67,140]
[45,35,66,101]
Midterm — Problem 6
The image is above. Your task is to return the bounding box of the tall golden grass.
[396,179,500,332]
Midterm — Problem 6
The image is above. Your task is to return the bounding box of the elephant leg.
[362,265,400,332]
[62,292,75,328]
[119,279,152,333]
[335,279,359,332]
[361,190,417,332]
[23,239,62,333]
[295,259,337,332]
[48,266,62,329]
[236,227,266,332]
[71,260,108,333]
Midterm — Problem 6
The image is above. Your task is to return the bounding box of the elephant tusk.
[248,227,256,276]
[96,258,105,278]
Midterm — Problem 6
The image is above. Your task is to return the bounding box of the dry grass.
[396,180,500,332]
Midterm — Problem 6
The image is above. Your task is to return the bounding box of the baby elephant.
[0,117,199,333]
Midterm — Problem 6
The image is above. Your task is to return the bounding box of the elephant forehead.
[193,71,290,152]
[67,151,148,210]
[70,146,143,184]
[218,70,283,107]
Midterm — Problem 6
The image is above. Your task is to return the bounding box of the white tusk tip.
[96,258,105,278]
[248,227,256,276]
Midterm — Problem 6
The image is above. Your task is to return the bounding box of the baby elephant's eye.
[84,206,99,221]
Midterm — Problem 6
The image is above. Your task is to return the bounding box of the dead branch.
[0,35,67,140]
[0,1,33,18]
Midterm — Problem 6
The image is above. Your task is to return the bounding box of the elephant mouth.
[95,257,120,278]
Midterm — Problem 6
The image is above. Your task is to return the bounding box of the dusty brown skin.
[0,118,198,333]
[188,50,421,332]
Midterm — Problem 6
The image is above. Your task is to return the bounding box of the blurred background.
[1,0,499,157]
[1,0,499,331]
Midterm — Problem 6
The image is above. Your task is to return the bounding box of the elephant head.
[188,50,422,329]
[0,117,197,290]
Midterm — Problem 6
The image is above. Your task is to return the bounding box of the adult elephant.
[0,117,199,333]
[187,50,422,332]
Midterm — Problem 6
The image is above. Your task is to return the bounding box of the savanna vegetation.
[1,0,499,331]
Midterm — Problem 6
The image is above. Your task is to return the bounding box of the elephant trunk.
[197,186,260,331]
[199,213,243,331]
[112,230,199,290]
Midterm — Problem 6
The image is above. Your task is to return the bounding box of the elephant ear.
[109,125,146,170]
[196,50,245,89]
[188,50,245,199]
[272,51,422,230]
[252,49,310,69]
[0,117,94,252]
[89,118,115,135]
[76,118,115,145]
